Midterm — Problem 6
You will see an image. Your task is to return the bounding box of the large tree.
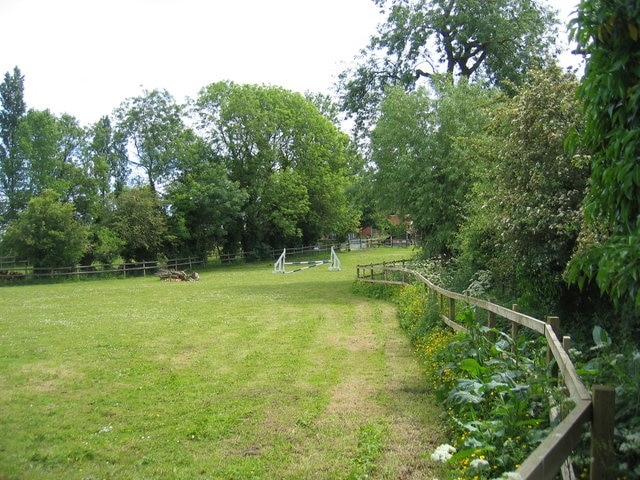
[166,140,248,258]
[0,67,27,224]
[85,115,129,200]
[338,0,559,139]
[458,66,587,313]
[194,82,358,256]
[566,0,640,312]
[1,189,87,268]
[105,186,167,262]
[371,77,497,256]
[13,110,97,220]
[114,89,188,193]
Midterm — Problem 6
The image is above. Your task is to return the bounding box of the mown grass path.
[0,248,447,479]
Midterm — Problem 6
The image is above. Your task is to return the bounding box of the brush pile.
[0,270,25,281]
[156,269,200,282]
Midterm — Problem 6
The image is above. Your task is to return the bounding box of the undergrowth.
[374,277,640,479]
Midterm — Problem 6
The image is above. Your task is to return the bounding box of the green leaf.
[592,325,612,348]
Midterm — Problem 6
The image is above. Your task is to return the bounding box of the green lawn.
[0,248,447,479]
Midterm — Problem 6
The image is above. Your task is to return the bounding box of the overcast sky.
[1,0,580,126]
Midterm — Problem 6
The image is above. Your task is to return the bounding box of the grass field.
[0,248,447,480]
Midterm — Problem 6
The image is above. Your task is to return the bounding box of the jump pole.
[273,246,341,274]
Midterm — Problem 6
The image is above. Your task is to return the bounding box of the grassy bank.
[0,248,447,479]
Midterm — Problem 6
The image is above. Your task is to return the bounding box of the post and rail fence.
[356,260,615,480]
[0,256,206,281]
[0,244,344,282]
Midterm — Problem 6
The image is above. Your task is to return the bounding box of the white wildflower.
[98,424,113,434]
[501,472,523,480]
[430,444,456,462]
[620,432,640,453]
[470,458,490,470]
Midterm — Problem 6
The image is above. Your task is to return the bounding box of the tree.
[106,187,168,262]
[566,0,640,311]
[1,189,87,268]
[166,142,248,258]
[194,82,358,256]
[371,77,497,256]
[12,110,97,222]
[0,66,27,224]
[85,116,129,198]
[114,89,188,192]
[458,66,587,313]
[338,0,559,140]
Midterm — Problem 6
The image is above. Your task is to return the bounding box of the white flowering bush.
[430,444,456,463]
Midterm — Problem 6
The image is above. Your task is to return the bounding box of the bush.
[1,190,88,268]
[396,284,441,342]
[432,319,558,477]
[571,327,640,479]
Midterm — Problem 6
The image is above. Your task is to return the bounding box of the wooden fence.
[0,257,205,281]
[0,245,341,281]
[356,260,615,480]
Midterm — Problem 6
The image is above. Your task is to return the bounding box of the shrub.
[571,327,640,479]
[350,280,400,301]
[396,284,441,342]
[429,316,557,477]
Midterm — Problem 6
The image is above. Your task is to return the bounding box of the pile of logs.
[156,269,200,282]
[0,270,26,281]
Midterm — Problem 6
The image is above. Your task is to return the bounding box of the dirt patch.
[324,375,382,416]
[19,362,82,393]
[324,332,377,352]
[377,327,448,478]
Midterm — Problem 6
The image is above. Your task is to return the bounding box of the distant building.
[349,214,415,249]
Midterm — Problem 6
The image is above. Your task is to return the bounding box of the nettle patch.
[398,294,563,478]
[396,284,640,479]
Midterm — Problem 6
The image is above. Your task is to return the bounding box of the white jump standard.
[273,247,341,274]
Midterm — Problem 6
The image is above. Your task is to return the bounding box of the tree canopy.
[114,89,189,193]
[338,0,560,140]
[2,189,87,268]
[458,66,588,314]
[0,66,27,223]
[0,70,360,265]
[193,81,358,255]
[371,77,497,255]
[566,0,640,311]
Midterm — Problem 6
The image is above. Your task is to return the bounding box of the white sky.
[1,0,580,127]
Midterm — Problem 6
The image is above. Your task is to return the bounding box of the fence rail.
[0,244,343,281]
[0,257,205,281]
[356,260,615,480]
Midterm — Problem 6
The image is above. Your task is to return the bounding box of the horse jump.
[273,247,341,274]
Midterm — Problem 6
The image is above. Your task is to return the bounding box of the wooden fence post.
[487,298,497,342]
[449,297,456,323]
[511,304,519,352]
[487,298,497,329]
[547,316,560,379]
[591,385,615,480]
